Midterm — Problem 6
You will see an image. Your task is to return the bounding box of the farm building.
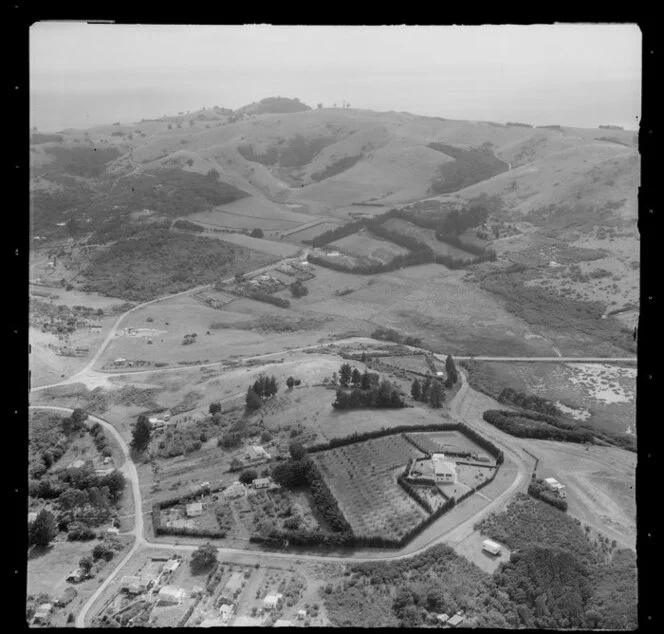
[436,613,449,624]
[544,477,567,497]
[185,502,205,517]
[224,481,248,499]
[157,585,185,605]
[482,539,502,556]
[263,593,283,609]
[120,576,150,594]
[112,358,127,366]
[32,603,53,624]
[431,454,457,484]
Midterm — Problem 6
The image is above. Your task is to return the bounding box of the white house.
[482,539,502,556]
[219,603,234,622]
[121,576,150,594]
[431,454,457,484]
[33,603,53,624]
[157,585,185,605]
[263,593,283,609]
[68,459,86,469]
[28,511,38,524]
[186,502,204,517]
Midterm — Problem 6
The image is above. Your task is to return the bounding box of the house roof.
[483,539,501,550]
[186,502,203,513]
[158,585,184,600]
[448,614,464,625]
[431,454,457,476]
[163,559,180,572]
[263,593,283,606]
[544,477,559,485]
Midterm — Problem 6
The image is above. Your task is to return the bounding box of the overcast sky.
[30,23,642,131]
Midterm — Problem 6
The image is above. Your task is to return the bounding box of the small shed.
[121,575,149,594]
[437,613,449,623]
[482,539,502,556]
[106,526,120,535]
[67,568,85,583]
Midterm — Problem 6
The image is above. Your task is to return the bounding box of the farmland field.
[312,435,428,539]
[406,431,495,460]
[382,217,476,260]
[193,230,302,257]
[282,221,342,243]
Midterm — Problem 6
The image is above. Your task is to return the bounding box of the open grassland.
[312,435,428,540]
[188,229,302,257]
[407,431,495,459]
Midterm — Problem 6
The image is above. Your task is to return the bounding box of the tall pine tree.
[131,414,152,453]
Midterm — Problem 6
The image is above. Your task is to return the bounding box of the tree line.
[498,387,562,417]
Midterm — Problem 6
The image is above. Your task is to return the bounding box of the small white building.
[253,477,277,490]
[106,526,120,535]
[544,477,567,497]
[28,511,38,524]
[121,576,150,594]
[157,585,185,605]
[437,613,450,624]
[297,609,307,620]
[186,502,204,517]
[431,453,457,484]
[482,539,502,556]
[113,358,127,366]
[68,459,86,469]
[263,593,283,609]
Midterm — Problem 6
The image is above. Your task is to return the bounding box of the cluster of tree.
[506,121,534,127]
[483,410,595,444]
[410,377,445,408]
[446,354,459,384]
[498,387,562,416]
[286,376,301,391]
[427,143,510,194]
[29,409,90,479]
[190,542,218,574]
[289,280,309,298]
[28,509,58,548]
[218,431,242,449]
[82,226,242,301]
[239,96,312,115]
[238,133,332,169]
[245,290,291,308]
[528,478,569,511]
[131,414,152,453]
[332,379,406,410]
[250,227,264,238]
[245,374,279,411]
[370,326,422,347]
[172,219,205,232]
[310,219,369,247]
[182,332,198,346]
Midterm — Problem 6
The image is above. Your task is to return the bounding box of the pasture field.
[312,435,428,540]
[371,354,431,374]
[188,196,316,231]
[382,217,476,260]
[194,230,302,257]
[329,230,410,264]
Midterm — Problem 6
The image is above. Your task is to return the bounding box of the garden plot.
[312,435,428,540]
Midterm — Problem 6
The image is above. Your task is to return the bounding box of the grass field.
[283,222,342,243]
[312,435,428,540]
[193,230,302,257]
[329,230,410,265]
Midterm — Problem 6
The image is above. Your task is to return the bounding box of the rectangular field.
[407,431,495,460]
[283,222,342,243]
[382,218,476,260]
[312,435,428,540]
[329,231,410,265]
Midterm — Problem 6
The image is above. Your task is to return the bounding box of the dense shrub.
[172,219,205,232]
[528,478,569,511]
[483,410,594,444]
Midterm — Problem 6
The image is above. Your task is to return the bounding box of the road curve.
[29,406,144,628]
